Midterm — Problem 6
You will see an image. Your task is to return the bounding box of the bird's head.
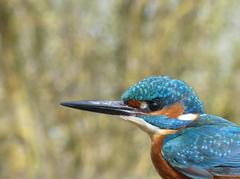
[61,76,205,135]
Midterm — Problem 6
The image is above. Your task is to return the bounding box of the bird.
[61,76,240,179]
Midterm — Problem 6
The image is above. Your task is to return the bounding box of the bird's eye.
[148,100,163,111]
[126,99,163,112]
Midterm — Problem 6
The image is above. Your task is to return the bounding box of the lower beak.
[60,100,140,116]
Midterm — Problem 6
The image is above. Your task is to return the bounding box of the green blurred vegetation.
[0,0,240,178]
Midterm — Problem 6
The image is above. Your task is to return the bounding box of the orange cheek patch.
[127,100,141,108]
[149,103,184,118]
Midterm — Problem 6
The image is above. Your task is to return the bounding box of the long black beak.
[60,100,140,116]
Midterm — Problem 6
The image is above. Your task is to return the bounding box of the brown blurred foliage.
[0,0,240,178]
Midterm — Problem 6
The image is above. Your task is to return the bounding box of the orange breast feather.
[151,134,188,179]
[150,103,184,118]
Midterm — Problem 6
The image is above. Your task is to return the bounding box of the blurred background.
[0,0,240,179]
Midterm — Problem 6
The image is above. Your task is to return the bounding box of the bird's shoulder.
[163,114,240,146]
[162,114,240,178]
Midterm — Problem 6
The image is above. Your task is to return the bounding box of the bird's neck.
[151,133,188,179]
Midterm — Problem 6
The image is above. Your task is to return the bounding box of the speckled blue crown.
[121,76,205,114]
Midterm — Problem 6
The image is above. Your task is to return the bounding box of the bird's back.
[159,114,240,179]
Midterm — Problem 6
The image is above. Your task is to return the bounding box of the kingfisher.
[61,76,240,179]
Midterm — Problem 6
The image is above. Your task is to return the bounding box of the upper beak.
[60,100,140,116]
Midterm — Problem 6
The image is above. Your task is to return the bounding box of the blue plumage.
[139,115,193,129]
[163,114,240,178]
[121,76,205,114]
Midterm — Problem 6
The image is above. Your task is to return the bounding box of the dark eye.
[148,100,163,111]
